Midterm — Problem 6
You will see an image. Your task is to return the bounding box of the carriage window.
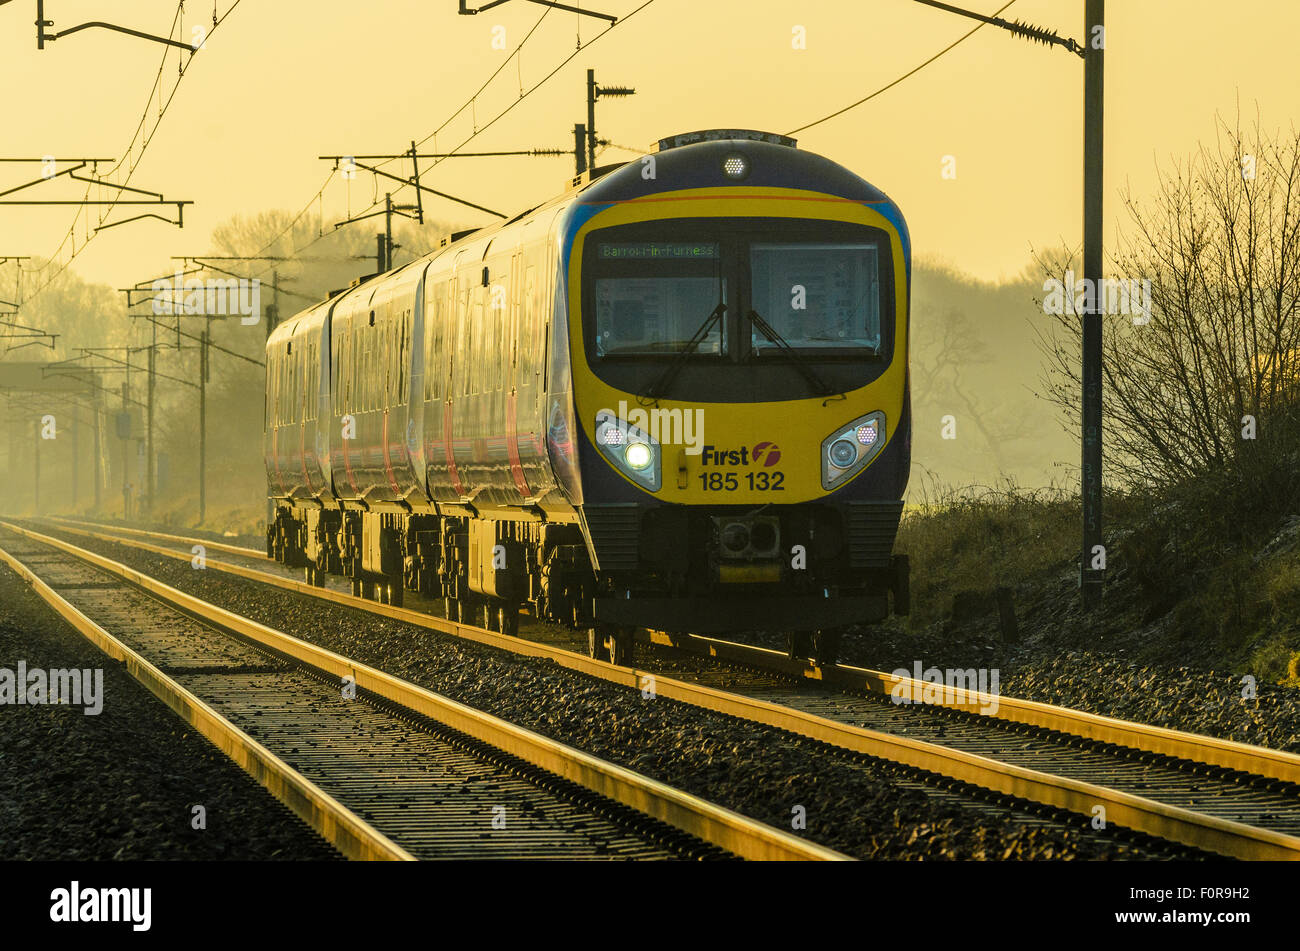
[591,242,726,357]
[749,242,882,353]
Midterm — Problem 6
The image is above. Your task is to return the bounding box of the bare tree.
[1037,115,1300,491]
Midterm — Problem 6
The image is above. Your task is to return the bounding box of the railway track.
[0,524,841,861]
[25,515,1300,861]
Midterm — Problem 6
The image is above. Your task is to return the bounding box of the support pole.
[120,381,130,519]
[147,321,156,513]
[93,401,101,511]
[574,123,587,175]
[1080,0,1105,607]
[384,193,394,272]
[586,70,597,173]
[33,417,40,515]
[70,409,78,512]
[199,326,208,525]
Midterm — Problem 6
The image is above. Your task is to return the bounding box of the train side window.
[307,343,315,422]
[466,291,477,396]
[523,264,537,377]
[400,307,410,402]
[396,309,405,403]
[426,284,443,401]
[383,312,392,407]
[460,286,473,397]
[347,323,355,411]
[474,289,487,395]
[491,270,503,391]
[444,279,457,400]
[364,318,373,412]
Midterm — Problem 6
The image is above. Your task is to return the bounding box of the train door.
[407,270,429,498]
[505,250,531,501]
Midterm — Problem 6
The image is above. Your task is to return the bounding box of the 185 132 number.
[698,471,784,491]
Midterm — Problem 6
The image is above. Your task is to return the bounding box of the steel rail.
[42,516,1300,787]
[640,631,1300,787]
[0,541,413,861]
[20,519,1300,860]
[2,521,843,862]
[48,515,263,559]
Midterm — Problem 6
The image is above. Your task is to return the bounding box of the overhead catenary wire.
[249,0,658,281]
[786,0,1018,136]
[23,0,246,306]
[250,4,562,265]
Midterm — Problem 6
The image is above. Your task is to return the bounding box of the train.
[265,128,911,666]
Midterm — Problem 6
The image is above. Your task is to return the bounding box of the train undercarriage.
[267,501,909,667]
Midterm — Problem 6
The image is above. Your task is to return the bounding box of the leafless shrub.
[1036,114,1300,498]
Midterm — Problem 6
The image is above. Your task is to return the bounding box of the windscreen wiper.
[638,302,727,402]
[747,307,836,397]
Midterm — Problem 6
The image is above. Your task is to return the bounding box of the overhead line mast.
[911,0,1105,609]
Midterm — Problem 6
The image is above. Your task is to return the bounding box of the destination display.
[597,242,720,260]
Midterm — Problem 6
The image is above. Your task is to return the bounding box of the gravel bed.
[27,525,1193,860]
[71,518,1300,753]
[0,557,339,860]
[1000,654,1300,752]
[804,576,1300,755]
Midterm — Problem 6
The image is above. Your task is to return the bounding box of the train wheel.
[812,629,842,667]
[389,582,403,608]
[607,626,634,666]
[443,597,455,621]
[788,631,814,661]
[587,625,610,662]
[350,579,363,598]
[498,605,519,637]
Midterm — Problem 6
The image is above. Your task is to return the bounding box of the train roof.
[268,131,902,348]
[579,133,891,206]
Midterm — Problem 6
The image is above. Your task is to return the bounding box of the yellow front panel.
[569,187,908,505]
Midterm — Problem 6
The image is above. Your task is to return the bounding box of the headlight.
[821,412,886,490]
[624,442,652,470]
[594,410,661,491]
[829,439,858,468]
[722,153,749,180]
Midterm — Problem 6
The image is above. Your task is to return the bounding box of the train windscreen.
[591,242,727,357]
[748,242,882,354]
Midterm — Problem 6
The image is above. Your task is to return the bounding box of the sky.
[3,0,1299,302]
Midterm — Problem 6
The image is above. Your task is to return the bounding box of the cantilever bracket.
[457,0,616,24]
[32,1,199,51]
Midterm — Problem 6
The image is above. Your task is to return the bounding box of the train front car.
[566,130,911,665]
